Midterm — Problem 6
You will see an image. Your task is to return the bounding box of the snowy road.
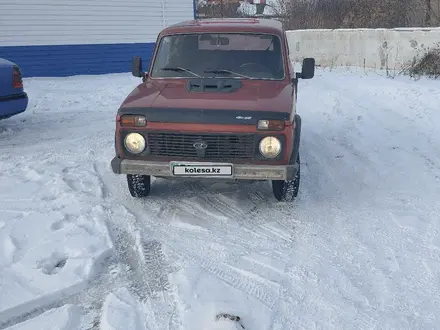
[0,69,439,330]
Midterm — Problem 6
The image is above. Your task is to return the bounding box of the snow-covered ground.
[0,68,439,330]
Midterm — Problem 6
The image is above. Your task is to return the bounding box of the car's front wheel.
[272,153,300,202]
[127,174,151,198]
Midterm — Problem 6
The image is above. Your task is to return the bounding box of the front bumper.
[111,157,297,181]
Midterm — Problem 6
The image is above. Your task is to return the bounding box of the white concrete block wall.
[286,28,440,70]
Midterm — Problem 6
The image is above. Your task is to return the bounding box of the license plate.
[171,162,233,176]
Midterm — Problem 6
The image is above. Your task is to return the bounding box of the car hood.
[120,79,293,113]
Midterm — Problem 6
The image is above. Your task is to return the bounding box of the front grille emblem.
[193,140,208,157]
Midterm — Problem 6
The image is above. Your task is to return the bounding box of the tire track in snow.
[152,180,268,221]
[91,206,181,330]
[93,161,183,330]
[187,182,260,219]
[139,181,300,319]
[125,212,284,312]
[152,228,281,311]
[105,205,185,330]
[92,159,173,295]
[107,194,286,326]
[193,255,280,309]
[156,180,296,247]
[186,182,301,246]
[104,215,154,300]
[155,194,294,264]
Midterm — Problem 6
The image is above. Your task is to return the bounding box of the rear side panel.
[0,59,15,98]
[0,59,28,118]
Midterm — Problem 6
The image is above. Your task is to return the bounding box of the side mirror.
[131,56,144,78]
[300,58,315,79]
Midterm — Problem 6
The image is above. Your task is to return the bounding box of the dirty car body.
[111,18,315,201]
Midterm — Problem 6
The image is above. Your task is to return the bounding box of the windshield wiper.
[204,69,251,79]
[160,66,201,77]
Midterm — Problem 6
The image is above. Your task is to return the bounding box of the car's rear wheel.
[127,174,151,198]
[272,153,300,202]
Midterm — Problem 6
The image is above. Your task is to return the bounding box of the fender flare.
[292,114,301,162]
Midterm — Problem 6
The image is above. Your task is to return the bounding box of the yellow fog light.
[124,133,146,154]
[259,136,281,158]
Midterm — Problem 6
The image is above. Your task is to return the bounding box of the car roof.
[0,58,15,68]
[159,18,284,37]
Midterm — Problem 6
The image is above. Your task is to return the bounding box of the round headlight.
[124,133,146,154]
[259,136,281,158]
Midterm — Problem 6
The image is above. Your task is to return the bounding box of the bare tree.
[196,0,242,18]
[276,0,416,30]
[424,0,440,25]
[426,0,432,24]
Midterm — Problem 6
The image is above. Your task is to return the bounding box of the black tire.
[127,174,151,198]
[272,153,300,202]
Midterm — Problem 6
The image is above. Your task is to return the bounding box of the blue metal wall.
[0,42,156,78]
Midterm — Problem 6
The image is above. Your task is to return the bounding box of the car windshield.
[150,33,285,80]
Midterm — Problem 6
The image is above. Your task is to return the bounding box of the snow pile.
[100,288,149,330]
[0,191,113,325]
